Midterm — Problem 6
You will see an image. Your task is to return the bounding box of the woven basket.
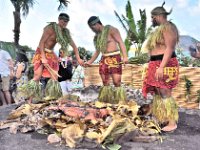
[84,64,102,86]
[172,67,200,109]
[84,64,133,87]
[131,64,144,89]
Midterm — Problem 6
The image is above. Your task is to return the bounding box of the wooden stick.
[44,64,61,78]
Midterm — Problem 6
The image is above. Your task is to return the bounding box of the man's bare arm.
[111,27,128,63]
[70,39,84,65]
[87,50,100,64]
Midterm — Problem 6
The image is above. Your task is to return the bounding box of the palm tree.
[58,0,70,11]
[11,0,35,47]
[114,0,151,56]
[10,0,70,48]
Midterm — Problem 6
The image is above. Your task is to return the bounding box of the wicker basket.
[84,64,133,87]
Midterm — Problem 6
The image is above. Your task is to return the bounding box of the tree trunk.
[13,11,21,47]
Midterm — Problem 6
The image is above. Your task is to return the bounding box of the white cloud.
[175,0,189,8]
[0,0,199,52]
[188,0,200,16]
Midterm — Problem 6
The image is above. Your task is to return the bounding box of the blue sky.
[0,0,200,52]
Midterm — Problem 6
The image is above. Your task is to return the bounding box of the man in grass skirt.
[142,2,179,132]
[85,16,128,104]
[20,13,84,102]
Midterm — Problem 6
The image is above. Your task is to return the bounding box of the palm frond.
[126,0,138,39]
[114,11,128,33]
[58,0,70,11]
[122,15,129,27]
[137,9,147,44]
[21,0,35,17]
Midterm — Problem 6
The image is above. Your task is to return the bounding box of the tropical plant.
[114,0,151,56]
[10,0,69,48]
[183,76,193,101]
[57,0,70,11]
[10,0,35,47]
[196,90,200,103]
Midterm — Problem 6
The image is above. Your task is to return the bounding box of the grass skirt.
[152,95,178,123]
[44,79,62,101]
[98,86,126,104]
[18,80,42,101]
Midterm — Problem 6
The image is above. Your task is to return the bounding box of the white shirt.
[71,65,84,89]
[0,49,12,77]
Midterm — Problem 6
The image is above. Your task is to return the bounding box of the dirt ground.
[0,104,200,150]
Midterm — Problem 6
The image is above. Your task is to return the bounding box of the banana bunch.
[128,53,149,64]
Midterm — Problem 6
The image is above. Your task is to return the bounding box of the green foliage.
[0,41,16,58]
[10,0,35,17]
[183,76,193,96]
[57,0,69,11]
[176,46,200,67]
[114,0,152,56]
[196,90,200,103]
[0,41,33,59]
[128,53,149,64]
[70,47,92,61]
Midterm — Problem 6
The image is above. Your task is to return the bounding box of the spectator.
[71,59,84,90]
[58,53,73,95]
[0,49,13,105]
[189,42,200,58]
[11,50,29,104]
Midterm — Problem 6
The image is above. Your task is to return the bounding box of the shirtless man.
[22,13,83,101]
[85,16,128,104]
[142,3,179,132]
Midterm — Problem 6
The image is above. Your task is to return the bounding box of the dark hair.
[59,13,70,21]
[16,51,28,63]
[88,16,102,26]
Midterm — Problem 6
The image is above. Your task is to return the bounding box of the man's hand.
[155,67,164,81]
[77,59,84,66]
[84,61,92,67]
[122,56,129,64]
[41,57,48,64]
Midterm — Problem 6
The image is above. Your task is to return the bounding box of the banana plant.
[115,0,151,56]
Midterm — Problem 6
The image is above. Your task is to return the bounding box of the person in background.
[189,42,200,58]
[20,13,84,102]
[71,59,84,90]
[11,49,29,104]
[0,49,13,105]
[142,2,179,132]
[58,52,73,95]
[85,16,128,104]
[0,75,6,106]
